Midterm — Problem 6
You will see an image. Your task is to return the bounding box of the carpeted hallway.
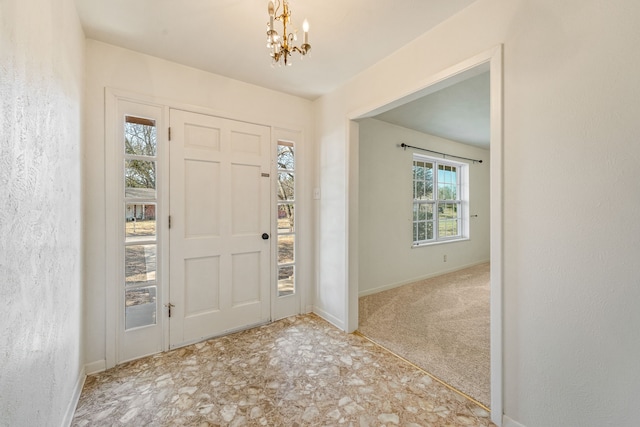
[358,263,490,407]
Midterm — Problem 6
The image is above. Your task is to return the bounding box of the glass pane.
[277,143,294,170]
[426,164,434,197]
[414,220,435,242]
[278,234,294,264]
[439,220,459,237]
[438,164,457,198]
[438,184,457,200]
[438,198,460,237]
[277,172,294,201]
[125,116,157,156]
[439,202,458,221]
[278,266,294,297]
[276,141,295,298]
[413,161,433,200]
[125,203,156,241]
[125,160,156,198]
[413,162,422,198]
[125,244,157,286]
[277,203,294,233]
[125,286,157,329]
[413,162,423,184]
[414,179,423,199]
[418,204,433,221]
[418,222,426,241]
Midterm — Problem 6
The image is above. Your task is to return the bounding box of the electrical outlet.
[444,254,447,262]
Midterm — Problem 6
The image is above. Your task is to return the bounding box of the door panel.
[184,160,220,237]
[184,256,220,315]
[169,109,271,348]
[232,252,261,305]
[231,163,261,234]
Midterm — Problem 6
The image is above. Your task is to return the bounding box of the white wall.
[358,119,489,295]
[83,40,314,370]
[0,0,85,425]
[313,93,349,328]
[314,0,640,426]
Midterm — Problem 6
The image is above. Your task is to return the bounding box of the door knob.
[262,233,270,240]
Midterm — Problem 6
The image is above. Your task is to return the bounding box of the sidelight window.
[123,116,158,329]
[276,141,295,296]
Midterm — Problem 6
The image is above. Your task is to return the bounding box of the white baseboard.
[62,367,85,427]
[85,359,106,375]
[503,415,526,427]
[358,259,490,297]
[312,306,345,331]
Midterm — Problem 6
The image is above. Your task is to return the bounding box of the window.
[277,141,295,296]
[412,154,468,246]
[123,115,158,329]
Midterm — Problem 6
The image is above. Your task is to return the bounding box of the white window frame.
[272,127,305,321]
[105,91,169,369]
[276,140,296,297]
[412,153,469,246]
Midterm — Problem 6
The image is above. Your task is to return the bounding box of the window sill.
[411,237,469,248]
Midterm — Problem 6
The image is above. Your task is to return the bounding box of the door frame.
[345,46,503,424]
[105,90,309,368]
[105,89,171,369]
[271,127,305,320]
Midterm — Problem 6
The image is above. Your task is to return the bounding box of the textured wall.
[0,0,85,425]
[315,0,640,425]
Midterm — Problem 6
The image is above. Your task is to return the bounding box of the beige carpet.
[358,262,490,407]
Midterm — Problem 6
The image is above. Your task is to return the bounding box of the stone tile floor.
[72,314,495,426]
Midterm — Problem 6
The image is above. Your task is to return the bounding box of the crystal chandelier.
[266,0,310,66]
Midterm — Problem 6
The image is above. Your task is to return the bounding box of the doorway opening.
[346,46,503,424]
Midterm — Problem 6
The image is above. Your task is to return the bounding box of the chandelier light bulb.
[302,19,309,44]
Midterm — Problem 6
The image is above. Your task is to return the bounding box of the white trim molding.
[346,45,504,426]
[503,415,527,427]
[312,305,345,331]
[62,367,86,427]
[84,360,107,376]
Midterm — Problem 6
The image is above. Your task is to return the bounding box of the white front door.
[168,109,272,348]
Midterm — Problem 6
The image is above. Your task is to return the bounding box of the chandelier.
[266,0,310,66]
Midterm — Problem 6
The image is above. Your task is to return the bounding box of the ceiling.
[75,0,488,148]
[74,0,477,100]
[374,71,490,149]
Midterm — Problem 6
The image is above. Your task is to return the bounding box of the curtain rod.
[400,143,483,164]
